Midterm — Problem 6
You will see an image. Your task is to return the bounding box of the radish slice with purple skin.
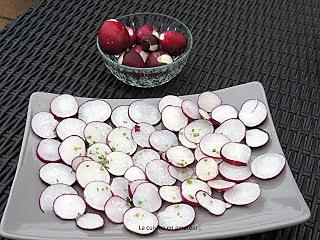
[124,166,146,181]
[210,105,238,125]
[129,180,148,197]
[110,177,130,200]
[59,135,86,166]
[107,127,137,155]
[178,128,197,149]
[162,106,188,132]
[194,146,208,161]
[111,105,136,129]
[36,139,61,163]
[31,112,58,139]
[84,181,112,211]
[129,100,161,125]
[238,99,267,127]
[199,133,230,158]
[181,100,201,119]
[159,186,182,203]
[87,143,112,163]
[56,118,86,140]
[168,165,194,182]
[131,123,155,148]
[184,119,214,143]
[123,207,158,235]
[39,163,76,185]
[76,213,104,230]
[78,100,112,123]
[219,161,252,183]
[245,128,269,148]
[105,152,133,176]
[195,158,219,181]
[220,142,251,166]
[215,119,246,142]
[198,92,221,112]
[145,160,176,186]
[207,179,236,191]
[196,191,227,215]
[132,182,162,212]
[105,196,131,223]
[158,95,183,112]
[84,121,112,145]
[132,149,160,171]
[166,146,195,168]
[149,130,178,152]
[251,153,285,179]
[50,94,78,119]
[53,194,86,220]
[71,156,93,171]
[181,179,211,205]
[223,182,261,205]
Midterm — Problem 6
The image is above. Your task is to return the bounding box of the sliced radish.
[31,112,58,138]
[76,160,110,188]
[178,128,197,149]
[195,158,218,181]
[198,92,221,112]
[245,128,269,148]
[220,142,251,166]
[184,119,214,143]
[105,196,131,223]
[161,152,167,161]
[158,95,183,112]
[149,130,178,152]
[111,105,136,129]
[157,204,195,230]
[123,207,158,235]
[56,118,86,140]
[194,146,208,161]
[207,179,236,191]
[210,105,238,125]
[132,149,160,171]
[84,121,112,145]
[129,179,148,197]
[53,194,86,220]
[181,179,211,205]
[181,100,200,120]
[162,106,188,132]
[132,182,162,212]
[105,152,133,176]
[39,184,77,213]
[78,100,112,123]
[110,177,130,200]
[219,161,252,182]
[226,203,232,208]
[124,166,146,181]
[159,186,182,203]
[215,119,246,142]
[131,123,155,148]
[199,133,230,158]
[87,143,112,164]
[223,182,260,205]
[50,94,78,119]
[76,213,104,230]
[196,191,227,215]
[168,165,194,182]
[107,127,137,155]
[166,146,195,168]
[145,160,176,186]
[84,181,112,211]
[39,163,76,185]
[251,153,285,179]
[71,156,93,171]
[59,135,86,165]
[129,100,161,125]
[238,99,267,127]
[36,139,61,163]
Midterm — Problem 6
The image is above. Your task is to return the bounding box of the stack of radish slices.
[33,92,286,234]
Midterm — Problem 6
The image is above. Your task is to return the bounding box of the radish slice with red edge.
[159,186,182,203]
[59,135,86,165]
[199,133,230,158]
[31,112,58,138]
[251,153,285,179]
[129,179,148,197]
[111,105,136,129]
[145,160,176,186]
[198,92,221,112]
[84,181,112,211]
[39,163,76,185]
[166,146,195,167]
[215,119,246,142]
[129,100,161,125]
[184,119,214,143]
[168,165,194,182]
[210,105,238,125]
[181,100,201,119]
[84,121,112,145]
[195,158,218,181]
[196,191,227,215]
[87,143,112,164]
[149,130,178,152]
[194,146,208,161]
[132,182,162,212]
[131,123,155,148]
[238,99,267,127]
[132,149,160,171]
[71,156,93,171]
[54,194,86,220]
[110,177,130,200]
[219,161,252,183]
[78,100,112,123]
[105,152,133,176]
[107,127,137,155]
[76,213,104,230]
[162,106,188,132]
[50,94,78,119]
[207,179,236,191]
[36,139,61,163]
[178,128,197,149]
[105,196,131,223]
[124,166,146,181]
[56,118,86,140]
[220,142,251,166]
[158,95,183,112]
[223,182,260,205]
[181,179,211,205]
[245,128,269,148]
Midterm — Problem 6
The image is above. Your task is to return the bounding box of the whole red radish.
[118,49,145,68]
[159,31,188,56]
[136,24,159,44]
[140,34,159,52]
[126,26,136,46]
[146,51,173,67]
[132,45,149,62]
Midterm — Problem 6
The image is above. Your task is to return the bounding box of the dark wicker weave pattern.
[0,0,319,239]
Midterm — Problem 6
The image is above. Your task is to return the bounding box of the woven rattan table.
[0,0,319,239]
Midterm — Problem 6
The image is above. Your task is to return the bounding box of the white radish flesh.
[220,142,251,166]
[238,99,267,127]
[178,128,197,149]
[149,130,178,152]
[219,161,252,182]
[78,100,112,123]
[84,181,112,211]
[210,105,238,125]
[158,95,183,112]
[129,100,161,125]
[107,127,137,155]
[251,153,285,179]
[111,105,136,129]
[105,152,133,176]
[59,135,86,165]
[207,179,236,191]
[195,158,219,181]
[223,182,260,205]
[181,179,211,205]
[131,123,155,148]
[53,194,86,220]
[84,121,112,145]
[132,182,162,212]
[194,146,208,161]
[50,94,78,119]
[159,186,182,203]
[199,133,230,158]
[145,160,176,186]
[181,100,201,119]
[184,119,214,143]
[198,92,221,112]
[162,106,188,132]
[105,196,131,223]
[56,118,85,140]
[31,112,58,139]
[168,165,194,182]
[132,149,160,171]
[166,146,195,168]
[39,163,76,185]
[76,213,104,230]
[215,119,246,142]
[196,191,227,215]
[87,143,112,164]
[71,156,93,171]
[245,128,269,148]
[129,180,148,197]
[36,139,61,163]
[124,166,146,182]
[110,177,130,200]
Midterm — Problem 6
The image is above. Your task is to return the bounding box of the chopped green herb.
[86,164,89,167]
[188,194,195,200]
[186,179,192,184]
[97,188,99,191]
[212,149,216,152]
[202,192,206,197]
[137,200,143,205]
[87,136,92,139]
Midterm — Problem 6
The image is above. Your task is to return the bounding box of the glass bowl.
[96,12,193,88]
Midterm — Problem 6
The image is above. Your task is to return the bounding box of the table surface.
[0,0,319,240]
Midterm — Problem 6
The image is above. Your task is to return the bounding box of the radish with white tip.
[31,112,58,139]
[56,118,86,140]
[178,128,197,149]
[53,194,86,220]
[207,179,236,192]
[149,130,178,152]
[219,161,252,182]
[111,105,136,129]
[199,133,230,158]
[131,123,155,148]
[158,95,183,112]
[105,196,131,223]
[71,156,93,171]
[245,128,269,148]
[159,186,182,203]
[84,121,112,145]
[107,127,137,155]
[84,181,112,211]
[105,152,133,176]
[168,165,194,182]
[36,139,61,163]
[110,177,129,200]
[166,146,195,168]
[238,99,267,127]
[39,163,76,186]
[184,119,214,143]
[220,142,251,166]
[132,182,162,212]
[145,160,176,186]
[87,143,112,164]
[76,213,104,230]
[124,166,146,181]
[196,191,227,215]
[181,179,211,205]
[198,92,221,112]
[50,94,78,119]
[251,153,285,179]
[129,100,161,125]
[132,149,160,171]
[59,135,86,166]
[162,106,188,132]
[215,118,246,142]
[129,179,148,197]
[182,100,201,120]
[195,158,219,181]
[210,105,238,125]
[223,182,260,205]
[78,100,112,123]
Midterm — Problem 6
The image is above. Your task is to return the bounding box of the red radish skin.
[238,99,267,127]
[145,51,173,67]
[71,156,93,171]
[129,100,161,125]
[207,179,236,192]
[31,112,58,139]
[53,194,86,220]
[199,133,230,158]
[50,94,78,119]
[149,130,178,152]
[132,182,162,212]
[111,105,136,129]
[196,191,227,216]
[132,45,149,62]
[78,100,112,124]
[182,100,201,120]
[126,26,136,46]
[136,24,159,44]
[158,95,183,112]
[223,182,261,206]
[245,128,269,148]
[76,213,105,230]
[215,119,246,143]
[83,181,112,211]
[84,121,112,146]
[145,160,176,186]
[184,119,214,143]
[118,49,145,68]
[210,105,238,125]
[36,139,61,163]
[181,179,212,205]
[159,31,188,56]
[220,142,251,166]
[39,163,76,186]
[251,153,286,179]
[56,118,86,140]
[197,92,222,113]
[219,161,252,183]
[105,196,131,223]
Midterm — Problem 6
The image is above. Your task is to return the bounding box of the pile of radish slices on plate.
[33,92,286,234]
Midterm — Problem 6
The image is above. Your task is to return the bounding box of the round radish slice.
[196,191,227,215]
[84,121,112,145]
[149,130,178,152]
[224,182,260,205]
[210,105,238,125]
[245,128,269,148]
[31,112,58,139]
[181,179,211,205]
[239,99,267,127]
[78,100,112,123]
[168,165,194,182]
[50,94,78,119]
[215,119,246,142]
[76,160,110,188]
[132,182,162,212]
[195,158,218,181]
[184,119,214,143]
[199,133,230,158]
[71,156,93,171]
[105,196,131,223]
[129,100,161,125]
[59,135,86,165]
[36,139,61,163]
[84,181,112,211]
[132,149,160,171]
[105,152,133,176]
[111,177,130,200]
[207,179,236,191]
[198,92,221,112]
[131,123,155,148]
[124,166,146,181]
[87,143,112,165]
[56,118,86,140]
[123,207,158,235]
[107,127,137,155]
[39,184,77,213]
[194,146,208,161]
[111,105,136,129]
[39,163,76,185]
[166,146,194,168]
[129,180,148,197]
[251,153,285,179]
[221,142,251,166]
[53,194,86,220]
[219,161,252,182]
[158,95,183,112]
[157,204,195,230]
[76,213,104,230]
[162,106,188,132]
[178,128,197,149]
[159,186,182,203]
[181,100,200,120]
[146,160,176,186]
